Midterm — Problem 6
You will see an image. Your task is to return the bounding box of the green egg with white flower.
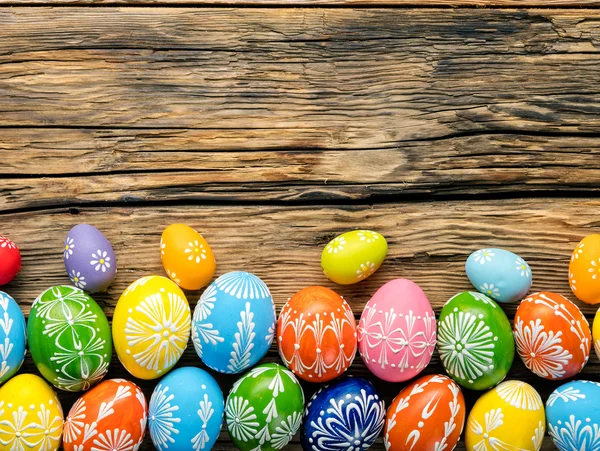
[321,230,387,285]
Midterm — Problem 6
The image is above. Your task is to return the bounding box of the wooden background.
[1,0,600,449]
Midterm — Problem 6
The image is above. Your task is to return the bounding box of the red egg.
[514,291,591,380]
[384,374,466,451]
[63,379,147,451]
[0,235,20,285]
[277,286,357,383]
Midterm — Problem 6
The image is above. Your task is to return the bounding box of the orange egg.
[160,224,216,290]
[569,234,600,305]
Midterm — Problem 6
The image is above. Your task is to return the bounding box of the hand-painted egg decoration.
[514,291,591,380]
[149,367,224,451]
[278,286,357,383]
[64,224,117,293]
[113,276,191,380]
[301,376,385,451]
[546,380,600,451]
[225,363,304,451]
[28,285,112,391]
[0,235,20,285]
[321,230,387,285]
[358,278,436,382]
[384,374,465,451]
[465,380,545,451]
[161,224,216,291]
[192,271,275,374]
[64,379,147,451]
[594,308,600,361]
[465,247,532,303]
[437,291,514,390]
[0,373,64,451]
[0,291,26,384]
[569,234,600,305]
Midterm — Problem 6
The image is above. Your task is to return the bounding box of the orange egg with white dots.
[569,234,600,305]
[160,224,216,290]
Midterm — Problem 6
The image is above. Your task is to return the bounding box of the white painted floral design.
[514,317,572,380]
[437,309,497,384]
[215,272,270,300]
[227,302,256,374]
[569,272,577,292]
[196,285,217,322]
[271,411,302,449]
[356,261,376,280]
[91,429,134,451]
[589,259,600,280]
[571,242,585,261]
[64,398,86,444]
[495,381,542,411]
[468,292,498,308]
[0,236,16,250]
[549,415,600,451]
[125,291,190,372]
[64,237,75,259]
[473,249,495,265]
[160,238,166,256]
[29,405,66,451]
[225,396,259,442]
[515,258,531,277]
[191,394,215,451]
[69,270,87,289]
[165,269,180,285]
[468,408,514,451]
[325,236,346,254]
[185,240,207,264]
[149,384,181,451]
[479,283,500,298]
[547,386,586,407]
[357,230,380,243]
[90,250,111,273]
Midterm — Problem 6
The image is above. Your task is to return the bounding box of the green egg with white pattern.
[437,291,514,391]
[321,230,387,285]
[225,363,304,451]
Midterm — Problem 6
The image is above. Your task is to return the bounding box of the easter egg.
[64,379,147,451]
[278,286,357,383]
[64,224,117,293]
[161,224,216,291]
[301,376,385,451]
[0,291,26,384]
[225,363,304,451]
[437,291,514,390]
[192,271,275,374]
[514,291,591,380]
[0,235,20,285]
[113,276,191,380]
[0,374,64,451]
[28,285,112,391]
[546,380,600,451]
[358,278,436,382]
[594,308,600,361]
[321,230,387,285]
[465,380,545,451]
[569,234,600,305]
[384,374,465,451]
[465,247,532,303]
[149,367,224,451]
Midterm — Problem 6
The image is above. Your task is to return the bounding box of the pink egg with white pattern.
[358,278,436,382]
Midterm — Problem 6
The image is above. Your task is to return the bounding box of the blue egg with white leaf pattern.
[301,376,386,451]
[465,247,532,303]
[0,292,26,384]
[148,366,224,451]
[192,271,276,374]
[546,380,600,451]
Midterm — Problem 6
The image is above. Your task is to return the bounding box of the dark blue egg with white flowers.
[301,376,385,451]
[546,380,600,451]
[0,292,26,384]
[148,366,224,451]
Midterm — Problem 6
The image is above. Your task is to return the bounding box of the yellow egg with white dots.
[112,275,191,380]
[0,374,64,451]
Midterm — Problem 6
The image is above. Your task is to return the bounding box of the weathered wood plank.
[2,129,600,208]
[0,9,599,136]
[4,200,599,450]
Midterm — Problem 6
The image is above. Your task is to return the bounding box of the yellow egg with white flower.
[112,275,191,380]
[465,380,545,451]
[0,374,64,451]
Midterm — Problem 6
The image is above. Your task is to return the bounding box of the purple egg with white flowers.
[63,224,117,293]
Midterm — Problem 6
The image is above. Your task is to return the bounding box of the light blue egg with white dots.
[546,380,600,451]
[148,366,224,451]
[0,291,26,384]
[465,248,532,303]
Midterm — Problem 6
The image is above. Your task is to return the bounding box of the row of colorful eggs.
[2,366,599,451]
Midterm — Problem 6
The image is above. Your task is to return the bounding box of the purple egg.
[63,224,117,293]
